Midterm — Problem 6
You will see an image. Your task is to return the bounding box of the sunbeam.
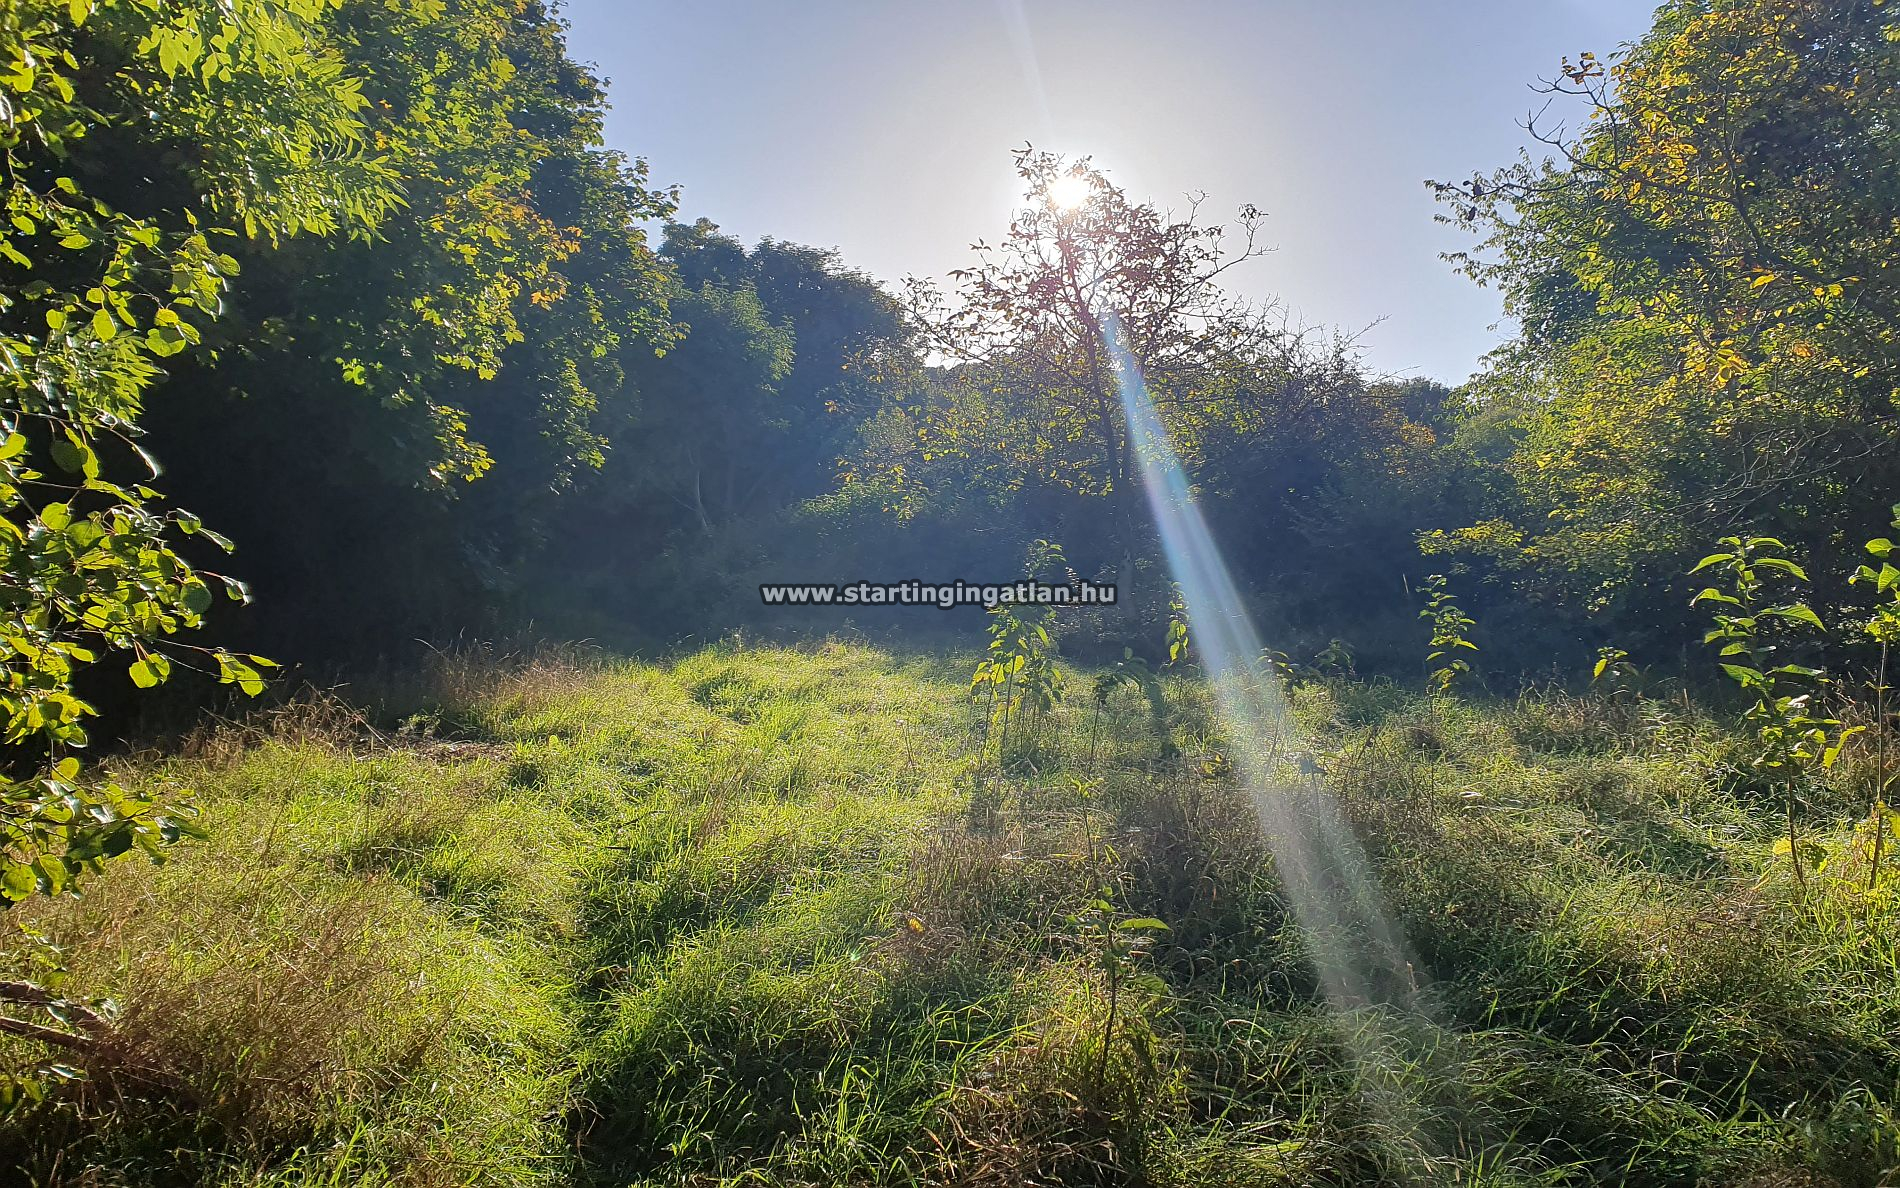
[1102,309,1446,1162]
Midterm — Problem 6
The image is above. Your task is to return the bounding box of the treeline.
[578,0,1900,684]
[0,0,1460,668]
[8,0,1900,746]
[1429,0,1900,671]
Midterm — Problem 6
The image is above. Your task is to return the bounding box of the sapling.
[1849,505,1900,907]
[970,540,1069,782]
[1419,573,1478,696]
[1313,638,1357,682]
[1592,645,1636,686]
[1692,536,1859,895]
[1064,891,1168,1098]
[1260,647,1300,687]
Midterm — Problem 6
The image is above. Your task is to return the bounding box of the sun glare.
[1045,172,1090,210]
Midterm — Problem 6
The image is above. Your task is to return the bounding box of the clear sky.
[559,1,1660,385]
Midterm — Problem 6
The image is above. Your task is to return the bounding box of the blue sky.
[559,1,1660,384]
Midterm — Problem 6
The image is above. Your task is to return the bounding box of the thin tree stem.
[1870,640,1889,906]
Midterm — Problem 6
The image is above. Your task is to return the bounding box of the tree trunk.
[691,469,714,537]
[1116,547,1138,625]
[1098,391,1142,626]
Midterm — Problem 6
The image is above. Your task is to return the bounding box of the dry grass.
[923,972,1179,1188]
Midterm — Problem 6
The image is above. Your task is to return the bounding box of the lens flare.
[1101,311,1442,1155]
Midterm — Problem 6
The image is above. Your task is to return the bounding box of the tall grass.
[2,643,1897,1185]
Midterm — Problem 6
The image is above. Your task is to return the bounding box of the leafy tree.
[1435,0,1900,633]
[127,0,679,654]
[627,221,908,528]
[1199,367,1464,659]
[625,277,794,536]
[0,0,397,900]
[877,150,1458,656]
[542,221,917,636]
[900,148,1270,608]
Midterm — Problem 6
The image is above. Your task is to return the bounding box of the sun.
[1045,172,1091,210]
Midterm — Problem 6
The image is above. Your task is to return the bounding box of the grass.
[2,641,1898,1185]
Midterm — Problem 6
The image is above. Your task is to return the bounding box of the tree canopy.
[0,0,402,900]
[1432,0,1900,632]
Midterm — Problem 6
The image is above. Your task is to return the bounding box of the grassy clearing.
[2,643,1898,1185]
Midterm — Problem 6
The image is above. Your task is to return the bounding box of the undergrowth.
[2,643,1897,1186]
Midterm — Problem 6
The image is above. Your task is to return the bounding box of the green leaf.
[1,862,35,902]
[1763,603,1825,631]
[128,654,171,689]
[215,654,266,696]
[180,580,212,615]
[1689,553,1735,574]
[1755,557,1809,580]
[1824,726,1865,769]
[1768,664,1824,679]
[48,433,98,479]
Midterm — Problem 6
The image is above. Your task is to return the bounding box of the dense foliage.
[135,0,680,655]
[0,0,400,906]
[1432,0,1900,651]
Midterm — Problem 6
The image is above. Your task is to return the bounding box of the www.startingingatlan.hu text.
[759,579,1117,609]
